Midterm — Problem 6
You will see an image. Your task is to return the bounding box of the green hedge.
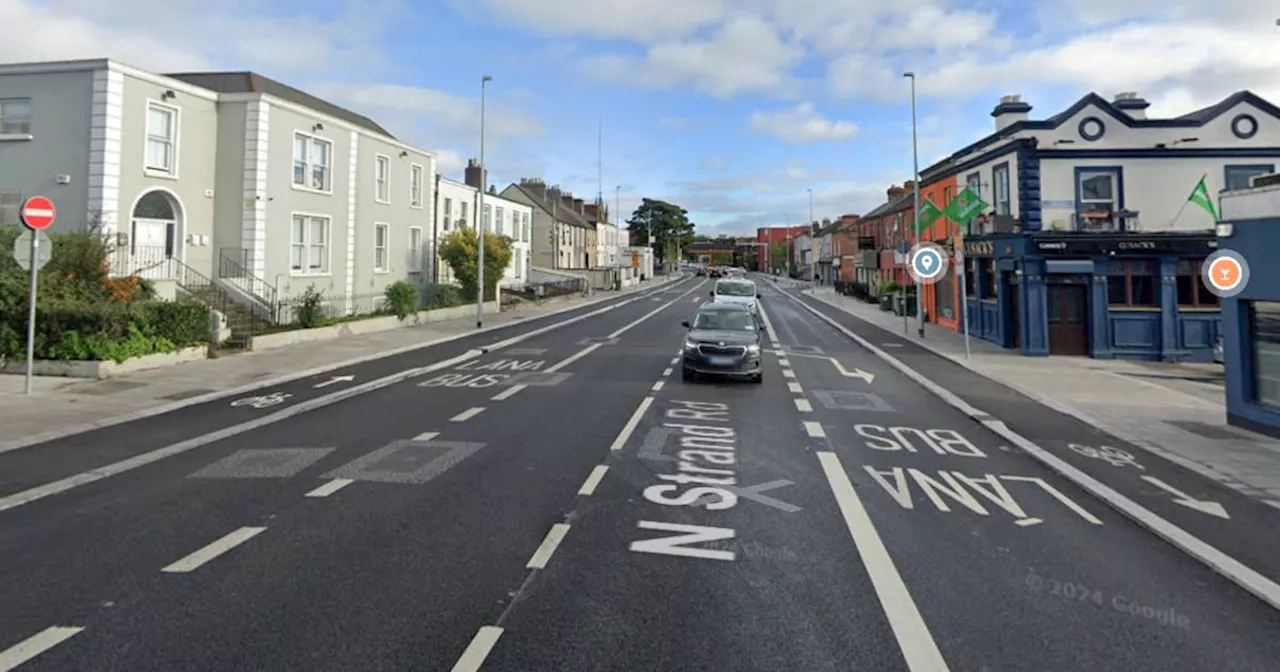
[0,299,209,363]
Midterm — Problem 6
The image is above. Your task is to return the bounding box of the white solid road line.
[305,478,354,498]
[161,526,267,573]
[757,303,783,347]
[652,380,665,391]
[578,465,609,496]
[451,626,504,672]
[0,626,84,672]
[788,382,803,393]
[794,398,813,412]
[491,384,527,401]
[610,397,655,451]
[804,421,826,438]
[450,407,486,422]
[527,523,571,569]
[543,343,602,373]
[608,280,707,339]
[817,451,950,672]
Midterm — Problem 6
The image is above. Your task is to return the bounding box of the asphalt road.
[2,274,1279,671]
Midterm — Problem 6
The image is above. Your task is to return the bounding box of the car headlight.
[684,340,699,351]
[745,344,760,354]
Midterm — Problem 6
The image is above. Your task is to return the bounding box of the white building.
[435,168,531,289]
[596,221,620,267]
[0,58,439,322]
[923,90,1280,235]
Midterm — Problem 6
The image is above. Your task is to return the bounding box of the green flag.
[918,198,944,228]
[944,186,988,225]
[1188,176,1218,221]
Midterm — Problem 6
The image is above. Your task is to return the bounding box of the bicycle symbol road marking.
[1068,443,1145,470]
[230,392,292,409]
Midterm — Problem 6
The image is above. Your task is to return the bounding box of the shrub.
[438,228,512,302]
[293,284,327,328]
[423,284,465,309]
[0,299,210,363]
[383,281,419,320]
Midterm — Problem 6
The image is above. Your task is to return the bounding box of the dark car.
[680,301,763,383]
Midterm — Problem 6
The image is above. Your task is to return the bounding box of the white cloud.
[310,83,545,143]
[749,103,858,143]
[579,16,803,99]
[482,0,728,43]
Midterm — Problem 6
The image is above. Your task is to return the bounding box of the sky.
[2,0,1277,235]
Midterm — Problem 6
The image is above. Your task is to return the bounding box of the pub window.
[1175,260,1219,308]
[936,269,956,320]
[964,260,977,298]
[982,260,998,299]
[1250,301,1280,409]
[1106,260,1157,307]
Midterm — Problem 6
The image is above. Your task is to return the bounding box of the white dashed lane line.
[782,369,796,379]
[662,367,673,376]
[526,524,571,569]
[0,626,85,671]
[305,478,354,498]
[788,382,803,393]
[490,384,526,401]
[450,407,486,422]
[652,380,665,392]
[578,465,609,496]
[451,626,504,672]
[161,526,267,573]
[804,421,827,439]
[794,398,813,412]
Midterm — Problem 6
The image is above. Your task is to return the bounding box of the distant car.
[710,277,760,313]
[680,301,763,383]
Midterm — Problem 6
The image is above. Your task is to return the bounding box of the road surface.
[1,274,1278,671]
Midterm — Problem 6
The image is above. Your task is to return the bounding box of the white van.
[711,278,760,312]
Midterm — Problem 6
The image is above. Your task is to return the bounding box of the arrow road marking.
[638,426,675,462]
[313,375,355,388]
[1140,476,1230,519]
[766,350,874,383]
[693,479,802,513]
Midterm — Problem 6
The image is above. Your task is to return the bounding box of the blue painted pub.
[960,231,1221,359]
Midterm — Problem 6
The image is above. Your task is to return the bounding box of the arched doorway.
[130,189,183,278]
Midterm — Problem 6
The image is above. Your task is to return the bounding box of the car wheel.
[682,368,695,382]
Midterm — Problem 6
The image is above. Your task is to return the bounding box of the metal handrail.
[217,248,279,309]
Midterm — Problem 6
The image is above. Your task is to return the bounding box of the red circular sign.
[20,195,55,230]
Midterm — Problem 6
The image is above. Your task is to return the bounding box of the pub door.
[1006,271,1021,349]
[1046,279,1090,356]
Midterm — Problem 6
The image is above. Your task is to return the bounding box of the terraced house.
[0,58,437,323]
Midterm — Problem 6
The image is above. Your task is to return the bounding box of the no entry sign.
[20,195,55,230]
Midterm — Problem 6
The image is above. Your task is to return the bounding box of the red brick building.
[851,182,917,294]
[755,225,811,272]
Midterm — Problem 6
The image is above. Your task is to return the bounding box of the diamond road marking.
[188,448,335,479]
[323,440,483,484]
[813,390,895,412]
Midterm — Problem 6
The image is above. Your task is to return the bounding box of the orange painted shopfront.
[919,175,962,331]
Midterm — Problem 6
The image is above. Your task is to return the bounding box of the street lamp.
[904,70,924,338]
[807,188,815,283]
[476,75,491,328]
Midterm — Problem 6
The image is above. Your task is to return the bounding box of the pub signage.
[1034,236,1216,255]
[964,240,994,256]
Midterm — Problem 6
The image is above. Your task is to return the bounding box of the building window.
[293,133,332,192]
[290,214,330,275]
[1250,301,1280,409]
[495,207,504,235]
[964,260,977,298]
[443,198,452,231]
[0,98,31,135]
[460,202,468,228]
[374,223,390,272]
[1106,260,1156,307]
[409,164,423,208]
[936,269,956,320]
[1176,260,1219,308]
[1224,164,1275,191]
[0,190,21,225]
[514,251,522,277]
[1076,167,1120,230]
[409,226,423,272]
[966,171,981,196]
[981,260,997,299]
[375,155,390,203]
[992,163,1010,216]
[522,213,530,242]
[483,204,492,232]
[145,102,178,175]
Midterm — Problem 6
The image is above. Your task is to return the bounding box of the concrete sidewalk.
[0,283,658,446]
[801,285,1280,508]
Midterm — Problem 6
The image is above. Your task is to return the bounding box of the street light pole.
[904,71,924,338]
[476,75,491,329]
[807,188,815,284]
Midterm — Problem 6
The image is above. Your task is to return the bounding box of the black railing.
[506,277,586,301]
[275,291,391,324]
[218,248,280,314]
[107,245,174,278]
[157,257,268,347]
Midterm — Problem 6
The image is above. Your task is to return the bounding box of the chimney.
[887,185,907,200]
[1112,91,1150,120]
[464,159,486,190]
[547,185,562,203]
[991,94,1032,132]
[572,197,584,214]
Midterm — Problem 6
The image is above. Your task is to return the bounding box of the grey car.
[680,301,763,383]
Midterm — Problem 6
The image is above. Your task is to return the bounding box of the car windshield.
[692,309,756,331]
[715,281,755,297]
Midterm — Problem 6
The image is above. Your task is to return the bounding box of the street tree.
[625,198,696,266]
[438,228,513,301]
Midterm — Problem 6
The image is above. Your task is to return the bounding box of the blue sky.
[5,0,1273,235]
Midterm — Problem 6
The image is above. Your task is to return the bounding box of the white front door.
[131,218,173,278]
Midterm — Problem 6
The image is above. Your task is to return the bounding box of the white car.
[710,278,760,312]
